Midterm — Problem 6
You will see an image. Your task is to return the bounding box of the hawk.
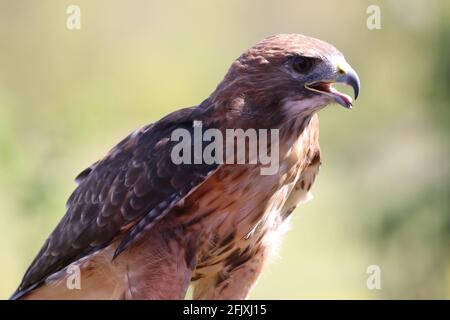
[11,34,360,300]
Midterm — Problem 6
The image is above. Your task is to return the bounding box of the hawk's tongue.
[328,85,353,109]
[310,82,353,109]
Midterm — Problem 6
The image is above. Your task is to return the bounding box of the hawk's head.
[214,34,360,116]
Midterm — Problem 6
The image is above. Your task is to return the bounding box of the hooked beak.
[305,63,360,109]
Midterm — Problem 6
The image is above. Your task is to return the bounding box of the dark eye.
[292,56,315,74]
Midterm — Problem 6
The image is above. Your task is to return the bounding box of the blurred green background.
[0,0,449,299]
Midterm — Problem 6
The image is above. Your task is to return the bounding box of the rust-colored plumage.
[12,34,360,300]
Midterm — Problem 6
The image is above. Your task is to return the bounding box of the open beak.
[305,64,360,109]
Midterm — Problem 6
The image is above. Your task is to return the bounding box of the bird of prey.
[11,34,360,300]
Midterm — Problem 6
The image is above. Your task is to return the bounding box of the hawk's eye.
[292,56,315,74]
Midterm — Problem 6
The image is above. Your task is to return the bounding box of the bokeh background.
[0,0,449,299]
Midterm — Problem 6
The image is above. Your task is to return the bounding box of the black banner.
[2,300,448,319]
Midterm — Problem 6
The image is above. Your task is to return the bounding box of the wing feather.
[12,104,220,299]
